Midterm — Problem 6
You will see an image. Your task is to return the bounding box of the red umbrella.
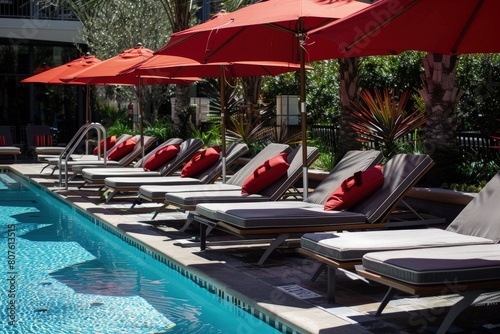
[121,54,310,181]
[21,54,102,85]
[21,54,103,128]
[156,0,370,198]
[307,0,500,59]
[64,44,200,157]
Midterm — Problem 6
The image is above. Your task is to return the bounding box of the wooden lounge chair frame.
[103,142,250,205]
[191,154,442,266]
[356,243,500,334]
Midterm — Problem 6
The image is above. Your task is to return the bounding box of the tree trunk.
[336,57,362,162]
[241,76,263,123]
[174,83,191,132]
[420,53,464,185]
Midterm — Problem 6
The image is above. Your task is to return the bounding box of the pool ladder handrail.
[59,122,107,189]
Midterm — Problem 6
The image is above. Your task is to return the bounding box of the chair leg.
[436,291,482,334]
[130,196,142,208]
[327,267,337,303]
[256,233,290,266]
[376,287,397,316]
[151,204,167,220]
[311,263,327,282]
[178,213,194,232]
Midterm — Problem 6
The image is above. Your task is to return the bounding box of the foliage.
[456,54,500,135]
[311,152,335,172]
[308,136,335,171]
[349,88,427,158]
[454,150,500,185]
[306,60,341,124]
[226,117,269,155]
[176,105,196,139]
[267,121,302,146]
[95,96,125,126]
[106,119,135,137]
[190,122,222,147]
[198,78,242,118]
[359,52,425,112]
[143,117,175,142]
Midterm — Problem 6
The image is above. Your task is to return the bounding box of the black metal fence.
[308,125,498,152]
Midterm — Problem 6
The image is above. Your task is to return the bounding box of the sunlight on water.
[0,174,284,334]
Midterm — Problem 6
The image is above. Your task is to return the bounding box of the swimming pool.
[0,173,291,334]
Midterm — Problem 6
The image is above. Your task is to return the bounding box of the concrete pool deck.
[6,162,500,334]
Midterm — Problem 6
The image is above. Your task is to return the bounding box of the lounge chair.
[138,143,293,218]
[103,142,249,203]
[192,153,440,265]
[0,126,21,162]
[50,133,137,175]
[79,137,198,188]
[42,133,133,174]
[163,144,320,211]
[25,125,64,161]
[356,243,500,334]
[299,170,500,302]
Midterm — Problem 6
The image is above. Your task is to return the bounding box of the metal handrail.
[58,123,107,189]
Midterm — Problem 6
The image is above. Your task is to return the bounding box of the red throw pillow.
[93,135,116,155]
[143,144,180,171]
[0,135,7,146]
[107,137,136,161]
[34,134,53,146]
[241,152,290,196]
[181,146,221,177]
[324,165,384,211]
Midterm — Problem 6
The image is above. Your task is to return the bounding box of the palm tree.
[335,57,362,162]
[420,53,463,184]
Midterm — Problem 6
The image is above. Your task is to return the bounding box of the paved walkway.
[7,162,500,334]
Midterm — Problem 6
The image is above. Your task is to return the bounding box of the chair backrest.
[196,142,250,184]
[0,126,15,145]
[157,138,204,176]
[134,137,183,167]
[351,154,434,224]
[307,150,384,205]
[446,171,500,242]
[227,143,291,186]
[25,125,52,148]
[119,135,156,166]
[258,145,320,200]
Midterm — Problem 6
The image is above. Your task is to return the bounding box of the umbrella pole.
[138,77,145,159]
[85,84,90,154]
[299,34,308,201]
[220,66,227,183]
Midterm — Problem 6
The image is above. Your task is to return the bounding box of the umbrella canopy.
[21,54,102,85]
[122,56,308,78]
[21,54,103,149]
[65,45,198,86]
[64,44,200,157]
[306,0,500,59]
[156,0,370,198]
[121,54,310,181]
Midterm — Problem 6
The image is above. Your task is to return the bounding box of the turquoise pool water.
[0,173,288,334]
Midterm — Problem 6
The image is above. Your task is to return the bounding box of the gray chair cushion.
[362,244,500,285]
[301,229,494,261]
[105,176,202,188]
[199,202,366,229]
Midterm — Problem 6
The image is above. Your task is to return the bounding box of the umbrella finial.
[136,42,143,48]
